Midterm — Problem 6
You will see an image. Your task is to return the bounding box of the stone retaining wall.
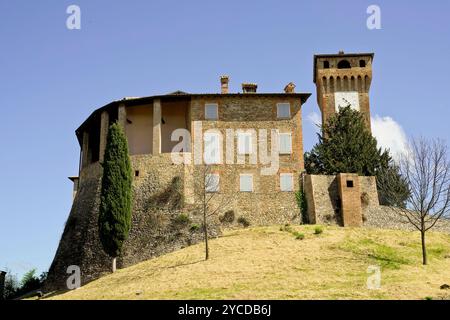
[45,155,217,292]
[364,205,450,233]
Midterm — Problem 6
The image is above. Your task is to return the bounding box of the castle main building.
[73,78,312,224]
[48,52,375,290]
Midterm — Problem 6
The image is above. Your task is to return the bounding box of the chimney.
[220,75,229,94]
[242,83,258,93]
[284,82,296,93]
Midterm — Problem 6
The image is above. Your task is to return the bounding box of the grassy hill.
[48,225,450,300]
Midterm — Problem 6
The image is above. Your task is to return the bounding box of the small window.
[204,132,221,164]
[237,132,253,155]
[205,103,218,120]
[280,173,294,192]
[135,170,140,177]
[359,60,366,68]
[279,133,292,154]
[277,103,291,118]
[346,180,354,188]
[337,60,351,69]
[323,61,330,69]
[240,174,253,192]
[205,174,220,193]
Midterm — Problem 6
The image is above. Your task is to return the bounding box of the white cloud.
[307,112,322,133]
[307,111,408,161]
[371,115,408,161]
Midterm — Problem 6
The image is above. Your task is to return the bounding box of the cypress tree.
[98,122,132,272]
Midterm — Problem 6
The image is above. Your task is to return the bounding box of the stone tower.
[314,52,374,131]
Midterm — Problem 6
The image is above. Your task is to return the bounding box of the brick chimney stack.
[242,83,258,93]
[284,82,296,93]
[220,75,229,94]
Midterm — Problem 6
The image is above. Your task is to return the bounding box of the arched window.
[323,61,330,69]
[359,60,366,68]
[337,60,351,69]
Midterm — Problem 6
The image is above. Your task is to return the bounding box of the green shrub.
[174,213,191,225]
[190,223,200,231]
[294,232,305,240]
[237,216,250,228]
[219,210,235,224]
[295,189,309,224]
[314,226,323,235]
[282,224,293,233]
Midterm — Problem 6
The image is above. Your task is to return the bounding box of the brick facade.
[314,52,373,131]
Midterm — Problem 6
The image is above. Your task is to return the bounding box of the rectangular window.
[205,174,220,193]
[277,103,291,118]
[205,103,218,120]
[204,132,221,164]
[280,173,294,192]
[279,133,292,154]
[240,174,253,192]
[237,132,253,155]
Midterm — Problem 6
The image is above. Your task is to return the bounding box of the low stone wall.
[364,205,450,233]
[304,174,378,226]
[304,175,339,224]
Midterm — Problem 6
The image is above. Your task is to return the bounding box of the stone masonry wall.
[304,174,378,226]
[304,174,450,234]
[189,96,303,226]
[364,205,450,233]
[45,154,217,292]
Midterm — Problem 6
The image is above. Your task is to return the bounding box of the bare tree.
[380,137,450,265]
[192,164,236,260]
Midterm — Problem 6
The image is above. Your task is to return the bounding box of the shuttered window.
[279,133,292,154]
[280,173,294,192]
[205,103,218,120]
[238,132,253,154]
[205,174,220,193]
[240,174,253,192]
[277,103,291,118]
[204,132,220,164]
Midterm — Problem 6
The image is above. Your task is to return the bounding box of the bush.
[281,224,293,233]
[294,232,305,240]
[175,213,191,225]
[219,210,235,224]
[5,269,47,299]
[295,189,309,224]
[237,216,250,228]
[190,223,200,231]
[314,226,323,235]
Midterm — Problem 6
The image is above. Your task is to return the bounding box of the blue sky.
[1,0,449,279]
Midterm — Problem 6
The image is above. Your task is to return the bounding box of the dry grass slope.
[49,226,450,300]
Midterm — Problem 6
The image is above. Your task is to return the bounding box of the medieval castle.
[46,52,415,290]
